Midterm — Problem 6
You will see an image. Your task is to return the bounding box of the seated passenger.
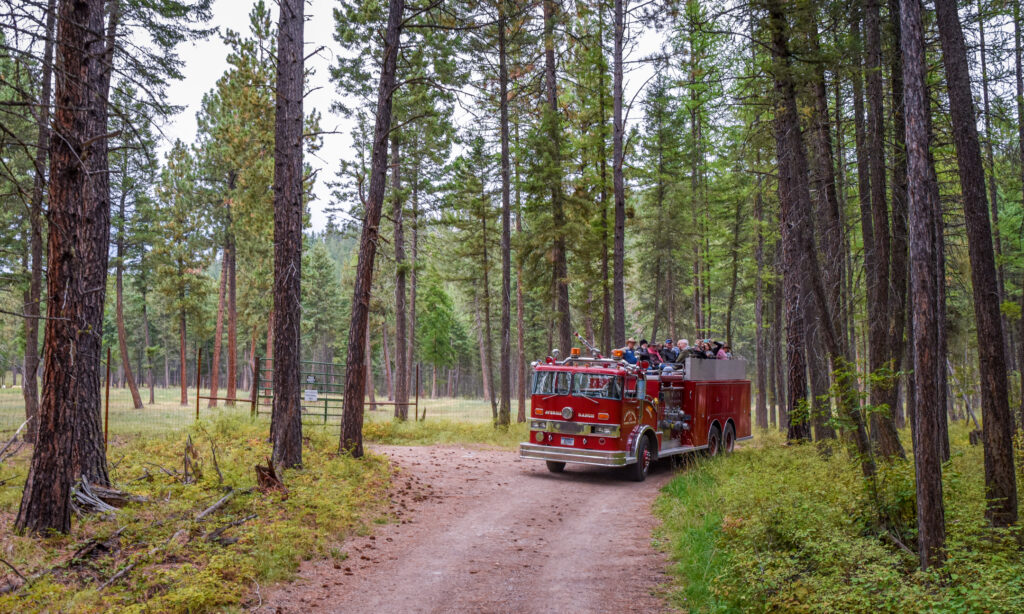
[716,343,729,360]
[648,342,663,366]
[722,344,733,359]
[702,341,716,359]
[661,339,678,363]
[621,337,638,364]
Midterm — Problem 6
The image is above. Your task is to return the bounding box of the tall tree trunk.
[767,1,870,467]
[141,287,154,405]
[226,224,237,404]
[498,1,512,427]
[340,0,405,457]
[863,0,905,459]
[978,0,1012,371]
[180,308,188,405]
[1016,0,1024,429]
[725,198,742,347]
[902,0,946,567]
[474,293,492,403]
[210,247,227,407]
[611,0,626,347]
[16,0,113,534]
[115,192,142,410]
[365,319,375,404]
[767,3,811,443]
[382,322,394,401]
[392,136,409,421]
[755,172,768,430]
[270,0,304,468]
[771,262,787,430]
[888,0,911,431]
[934,0,1018,526]
[22,0,56,443]
[407,170,418,399]
[515,119,527,423]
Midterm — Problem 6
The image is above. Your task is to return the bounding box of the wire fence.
[0,383,507,442]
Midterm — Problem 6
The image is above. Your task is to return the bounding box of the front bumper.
[519,442,631,467]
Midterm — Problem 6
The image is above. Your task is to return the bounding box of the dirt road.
[261,445,676,614]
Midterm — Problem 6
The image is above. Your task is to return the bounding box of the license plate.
[560,437,575,446]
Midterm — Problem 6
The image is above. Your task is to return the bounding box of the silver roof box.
[683,357,747,381]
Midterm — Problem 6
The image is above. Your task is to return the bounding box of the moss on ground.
[655,425,1024,613]
[0,414,391,613]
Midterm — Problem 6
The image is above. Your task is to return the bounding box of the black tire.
[723,423,736,454]
[630,436,653,482]
[546,461,566,473]
[706,426,722,457]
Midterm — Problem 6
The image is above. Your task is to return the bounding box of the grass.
[364,418,529,449]
[654,425,1024,613]
[0,413,392,613]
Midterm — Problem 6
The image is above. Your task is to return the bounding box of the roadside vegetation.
[655,427,1024,613]
[364,418,528,449]
[0,415,391,612]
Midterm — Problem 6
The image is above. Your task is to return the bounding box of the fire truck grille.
[552,421,585,435]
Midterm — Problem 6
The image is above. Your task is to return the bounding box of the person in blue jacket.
[622,338,638,364]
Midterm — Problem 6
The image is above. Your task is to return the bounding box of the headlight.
[592,425,617,436]
[530,420,548,430]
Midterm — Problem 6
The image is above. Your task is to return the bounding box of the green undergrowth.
[0,414,391,613]
[364,418,529,449]
[655,426,1024,613]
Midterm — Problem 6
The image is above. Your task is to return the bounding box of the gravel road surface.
[261,444,676,613]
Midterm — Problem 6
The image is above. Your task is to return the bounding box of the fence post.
[195,349,202,420]
[104,347,111,450]
[416,363,422,421]
[251,356,260,417]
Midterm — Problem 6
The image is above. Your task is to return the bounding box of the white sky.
[158,0,661,233]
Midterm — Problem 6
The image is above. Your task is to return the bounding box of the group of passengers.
[620,337,733,366]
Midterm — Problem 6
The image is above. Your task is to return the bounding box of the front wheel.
[706,426,722,457]
[630,436,653,482]
[546,461,566,473]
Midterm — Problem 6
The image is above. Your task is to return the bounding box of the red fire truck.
[519,346,751,481]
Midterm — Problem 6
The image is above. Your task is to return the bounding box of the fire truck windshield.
[531,371,622,400]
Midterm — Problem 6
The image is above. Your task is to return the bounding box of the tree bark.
[1016,0,1024,429]
[978,0,1012,371]
[515,119,527,423]
[902,0,946,567]
[269,0,304,469]
[862,0,905,459]
[22,0,56,442]
[226,223,238,404]
[755,171,768,430]
[611,0,626,347]
[365,319,375,404]
[383,322,394,401]
[179,307,188,405]
[341,0,406,457]
[141,286,155,405]
[542,0,571,354]
[934,0,1018,526]
[17,0,112,533]
[210,247,227,407]
[498,0,512,427]
[392,136,409,421]
[766,3,810,443]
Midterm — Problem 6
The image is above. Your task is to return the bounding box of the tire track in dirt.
[261,445,677,613]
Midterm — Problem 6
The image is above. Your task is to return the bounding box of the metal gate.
[253,357,346,424]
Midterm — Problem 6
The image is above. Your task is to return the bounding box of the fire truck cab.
[519,351,751,481]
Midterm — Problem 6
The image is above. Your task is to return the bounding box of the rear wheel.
[706,426,722,457]
[723,423,736,454]
[630,436,653,482]
[546,461,566,473]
